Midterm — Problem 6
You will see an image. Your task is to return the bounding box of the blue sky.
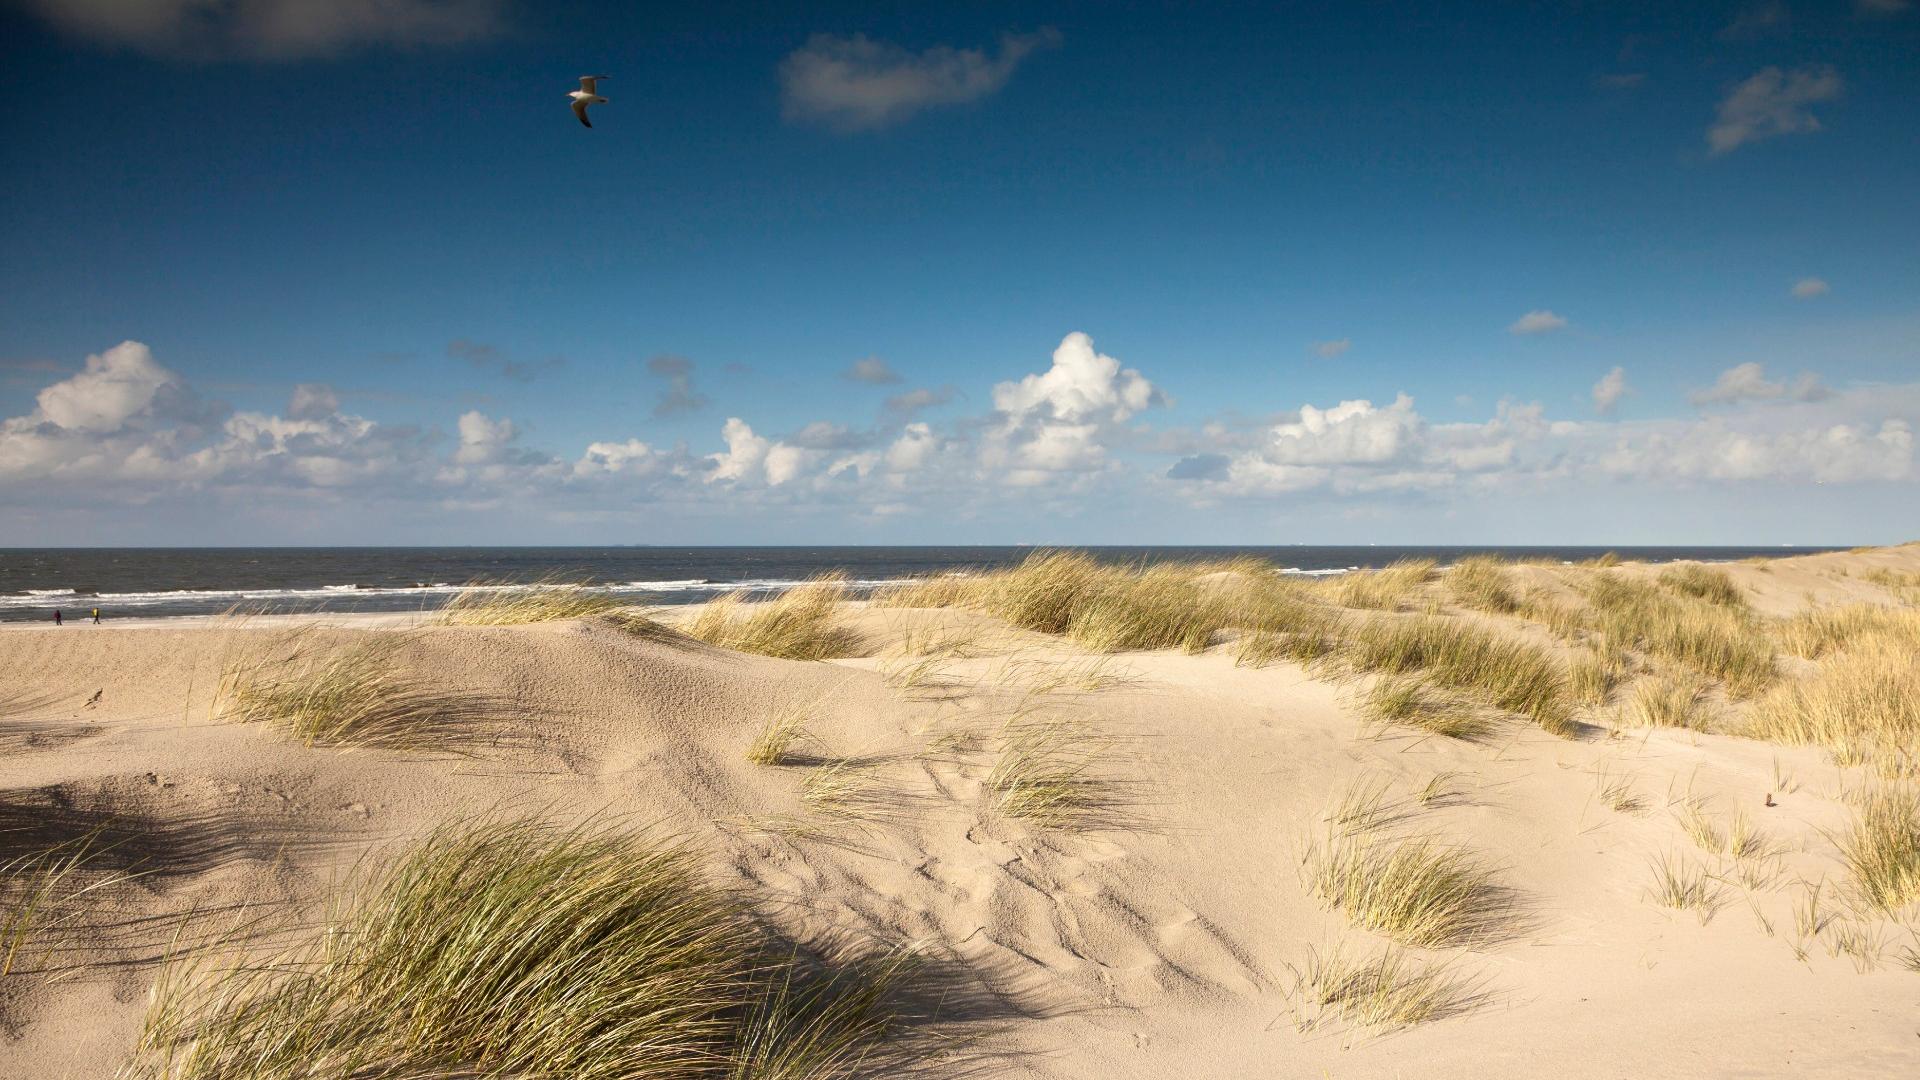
[2,0,1917,545]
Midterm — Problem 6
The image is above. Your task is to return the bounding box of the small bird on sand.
[570,75,609,127]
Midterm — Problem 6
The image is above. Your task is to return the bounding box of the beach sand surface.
[3,546,1919,1078]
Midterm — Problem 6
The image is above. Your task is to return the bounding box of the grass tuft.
[441,579,631,625]
[1445,556,1520,614]
[1579,574,1775,696]
[1303,791,1515,949]
[1286,942,1478,1034]
[1747,636,1920,776]
[1328,616,1574,736]
[127,818,917,1080]
[985,715,1139,830]
[685,577,862,661]
[1622,674,1713,731]
[1328,559,1437,611]
[1358,676,1495,740]
[1657,564,1746,608]
[217,633,510,751]
[1836,788,1920,913]
[746,707,812,767]
[1646,852,1728,922]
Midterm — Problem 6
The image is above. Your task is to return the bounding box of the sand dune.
[4,547,1919,1078]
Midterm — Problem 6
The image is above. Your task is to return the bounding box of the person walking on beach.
[53,609,62,626]
[91,607,100,624]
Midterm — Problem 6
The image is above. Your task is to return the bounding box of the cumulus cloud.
[981,332,1166,484]
[28,341,192,432]
[646,355,709,418]
[1592,368,1631,415]
[1311,338,1352,359]
[779,29,1061,131]
[1690,362,1830,406]
[1791,277,1830,299]
[842,356,902,384]
[1708,65,1843,155]
[1508,310,1568,336]
[18,0,504,60]
[992,332,1161,423]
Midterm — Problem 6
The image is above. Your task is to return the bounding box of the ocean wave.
[0,577,913,610]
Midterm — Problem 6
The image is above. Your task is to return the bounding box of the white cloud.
[1311,338,1352,359]
[707,417,771,483]
[1690,362,1830,406]
[1508,310,1568,336]
[1708,65,1843,155]
[7,336,1918,543]
[842,356,901,384]
[1791,277,1831,299]
[1598,419,1912,484]
[19,0,503,60]
[453,411,520,465]
[573,439,671,478]
[30,340,187,432]
[992,332,1160,424]
[885,423,937,472]
[779,29,1061,131]
[1592,367,1631,415]
[1266,396,1421,466]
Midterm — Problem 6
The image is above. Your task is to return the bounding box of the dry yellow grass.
[1747,636,1920,775]
[440,580,631,625]
[1657,564,1746,608]
[986,714,1140,829]
[1646,852,1727,922]
[1325,615,1575,736]
[1836,788,1920,913]
[744,707,811,766]
[684,576,862,660]
[1568,650,1624,707]
[1445,556,1520,614]
[1621,674,1713,731]
[1580,573,1775,696]
[1357,676,1494,740]
[1286,941,1479,1034]
[1772,604,1920,661]
[1327,559,1436,611]
[1303,783,1516,948]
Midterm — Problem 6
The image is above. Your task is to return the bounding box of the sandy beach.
[4,546,1919,1078]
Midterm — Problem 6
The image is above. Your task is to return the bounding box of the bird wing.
[572,98,593,127]
[579,75,602,94]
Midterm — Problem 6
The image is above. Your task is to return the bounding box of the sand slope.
[4,547,1920,1078]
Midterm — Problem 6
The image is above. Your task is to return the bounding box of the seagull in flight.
[570,75,609,128]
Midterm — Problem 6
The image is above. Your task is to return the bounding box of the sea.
[0,545,1834,623]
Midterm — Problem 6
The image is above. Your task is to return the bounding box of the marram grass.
[217,633,511,751]
[1746,635,1920,776]
[441,579,632,625]
[684,577,862,660]
[126,818,915,1080]
[1837,787,1920,913]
